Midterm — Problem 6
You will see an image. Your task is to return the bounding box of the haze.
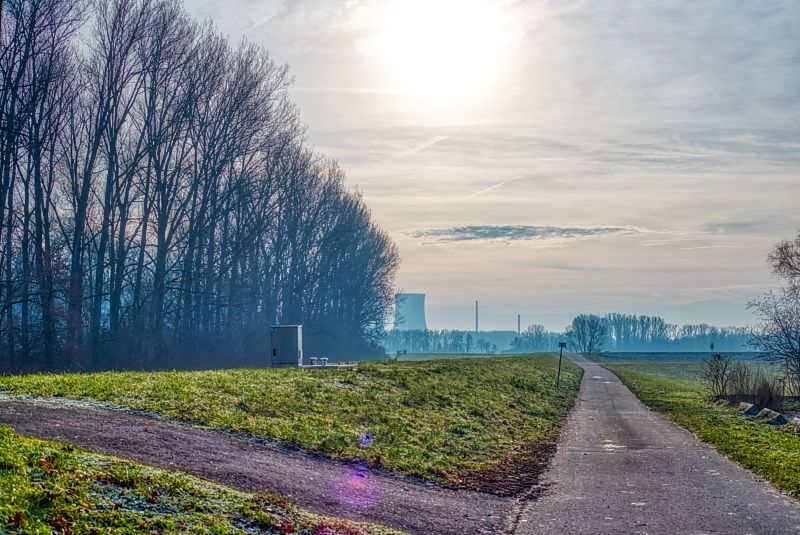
[187,0,800,331]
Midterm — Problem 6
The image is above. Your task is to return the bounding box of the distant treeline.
[387,313,749,354]
[516,313,748,353]
[383,329,519,354]
[0,0,398,372]
[601,313,748,352]
[509,325,563,353]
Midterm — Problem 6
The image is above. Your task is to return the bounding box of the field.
[394,352,505,361]
[0,425,398,535]
[0,355,582,492]
[599,355,800,497]
[597,352,773,381]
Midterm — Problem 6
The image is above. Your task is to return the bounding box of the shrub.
[699,353,732,398]
[729,361,751,402]
[750,369,785,410]
[726,361,785,410]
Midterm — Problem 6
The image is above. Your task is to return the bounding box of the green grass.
[592,357,778,382]
[394,353,511,362]
[597,359,706,381]
[0,425,399,535]
[603,361,800,497]
[0,356,581,488]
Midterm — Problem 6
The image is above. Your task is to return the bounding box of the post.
[557,342,567,388]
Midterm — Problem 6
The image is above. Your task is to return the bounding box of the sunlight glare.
[377,0,507,101]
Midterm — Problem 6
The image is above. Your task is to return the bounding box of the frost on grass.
[0,426,401,534]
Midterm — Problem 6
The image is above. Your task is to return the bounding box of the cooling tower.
[394,293,428,331]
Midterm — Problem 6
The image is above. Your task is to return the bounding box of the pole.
[557,342,566,388]
[557,346,563,388]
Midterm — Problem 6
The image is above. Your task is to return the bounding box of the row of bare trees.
[510,324,562,353]
[385,315,749,356]
[383,329,478,354]
[0,0,399,372]
[562,314,749,355]
[603,313,748,352]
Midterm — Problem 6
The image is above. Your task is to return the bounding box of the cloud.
[678,245,740,251]
[408,225,651,244]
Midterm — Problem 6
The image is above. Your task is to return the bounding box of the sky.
[185,0,800,331]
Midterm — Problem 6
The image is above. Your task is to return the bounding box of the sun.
[376,0,507,100]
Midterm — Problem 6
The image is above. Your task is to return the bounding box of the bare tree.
[748,290,800,395]
[769,231,800,296]
[747,230,800,394]
[566,314,608,355]
[511,324,559,352]
[1,0,85,370]
[698,353,732,398]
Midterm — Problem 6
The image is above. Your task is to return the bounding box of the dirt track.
[0,399,512,534]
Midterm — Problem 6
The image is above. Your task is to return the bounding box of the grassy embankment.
[0,355,582,492]
[601,359,800,497]
[0,425,398,535]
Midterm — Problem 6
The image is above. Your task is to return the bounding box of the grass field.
[0,355,581,491]
[394,352,504,361]
[601,359,800,497]
[595,353,777,382]
[0,425,398,535]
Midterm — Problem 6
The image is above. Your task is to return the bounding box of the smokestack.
[475,300,479,332]
[517,314,521,334]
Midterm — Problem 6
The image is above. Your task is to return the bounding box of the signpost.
[557,342,567,388]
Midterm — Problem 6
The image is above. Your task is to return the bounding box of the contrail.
[395,135,449,158]
[456,175,524,202]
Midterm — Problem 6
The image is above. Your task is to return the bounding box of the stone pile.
[755,408,789,426]
[735,401,798,431]
[783,418,800,434]
[737,402,759,416]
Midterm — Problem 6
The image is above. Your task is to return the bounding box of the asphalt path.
[515,355,800,535]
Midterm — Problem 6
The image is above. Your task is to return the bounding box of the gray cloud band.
[408,225,649,243]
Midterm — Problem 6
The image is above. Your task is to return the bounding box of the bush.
[729,361,751,401]
[699,353,732,398]
[725,361,785,410]
[751,369,785,410]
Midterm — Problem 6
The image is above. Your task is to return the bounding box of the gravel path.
[516,356,800,535]
[0,400,511,534]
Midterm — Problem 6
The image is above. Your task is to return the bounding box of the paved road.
[0,399,510,534]
[515,356,800,535]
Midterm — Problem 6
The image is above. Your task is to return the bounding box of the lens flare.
[328,464,381,509]
[358,432,373,448]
